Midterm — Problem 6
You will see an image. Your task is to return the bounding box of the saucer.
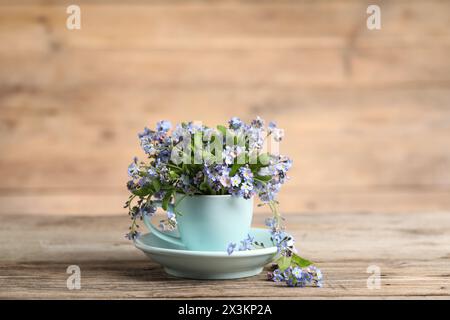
[134,228,279,279]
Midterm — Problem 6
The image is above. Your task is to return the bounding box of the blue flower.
[141,142,156,155]
[247,234,255,242]
[227,242,236,255]
[268,121,277,132]
[275,159,292,173]
[247,127,265,150]
[265,217,277,229]
[270,269,284,282]
[271,230,291,252]
[291,267,303,280]
[271,230,286,243]
[302,271,313,283]
[125,230,141,240]
[239,166,253,181]
[238,234,254,251]
[218,165,231,176]
[286,277,297,287]
[126,180,136,191]
[265,265,325,288]
[258,167,272,176]
[156,120,171,132]
[138,128,158,154]
[230,175,242,187]
[240,182,254,199]
[137,177,150,188]
[127,161,140,178]
[203,165,216,182]
[138,127,152,139]
[166,206,176,220]
[157,166,171,183]
[307,265,323,283]
[153,190,166,200]
[259,182,281,203]
[223,146,235,165]
[147,168,157,177]
[140,204,157,217]
[185,121,202,134]
[282,267,292,279]
[157,149,171,163]
[251,116,265,128]
[315,269,323,281]
[228,117,243,129]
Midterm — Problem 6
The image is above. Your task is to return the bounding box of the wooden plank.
[1,1,449,52]
[1,87,450,191]
[0,49,346,87]
[0,213,449,298]
[2,47,450,88]
[1,260,449,299]
[1,188,450,215]
[1,2,450,88]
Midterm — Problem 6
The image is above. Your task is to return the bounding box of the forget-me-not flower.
[227,242,236,255]
[156,120,172,132]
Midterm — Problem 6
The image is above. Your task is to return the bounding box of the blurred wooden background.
[1,0,450,216]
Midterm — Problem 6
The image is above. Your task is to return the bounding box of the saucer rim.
[134,227,279,257]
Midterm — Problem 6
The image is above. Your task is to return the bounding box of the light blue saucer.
[134,228,279,279]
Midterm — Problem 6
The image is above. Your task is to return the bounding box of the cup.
[143,194,253,251]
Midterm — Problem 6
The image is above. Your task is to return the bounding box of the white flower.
[272,128,284,142]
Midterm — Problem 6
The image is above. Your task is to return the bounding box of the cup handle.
[142,200,185,248]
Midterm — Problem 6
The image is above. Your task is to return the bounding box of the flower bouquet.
[125,117,322,287]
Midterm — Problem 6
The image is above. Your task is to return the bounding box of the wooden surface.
[0,212,449,299]
[1,0,450,216]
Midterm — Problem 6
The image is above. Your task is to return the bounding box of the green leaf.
[199,175,214,194]
[216,125,227,137]
[229,163,243,176]
[162,190,173,211]
[255,175,272,182]
[258,153,270,166]
[152,179,161,192]
[130,185,152,197]
[291,253,314,268]
[168,170,180,179]
[167,163,183,171]
[199,181,209,192]
[276,255,292,271]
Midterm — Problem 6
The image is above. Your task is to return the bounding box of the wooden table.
[1,212,449,299]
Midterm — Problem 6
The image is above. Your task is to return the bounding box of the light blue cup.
[143,194,253,252]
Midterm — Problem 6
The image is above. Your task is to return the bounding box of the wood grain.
[0,0,450,215]
[1,87,450,214]
[2,1,450,51]
[0,213,448,299]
